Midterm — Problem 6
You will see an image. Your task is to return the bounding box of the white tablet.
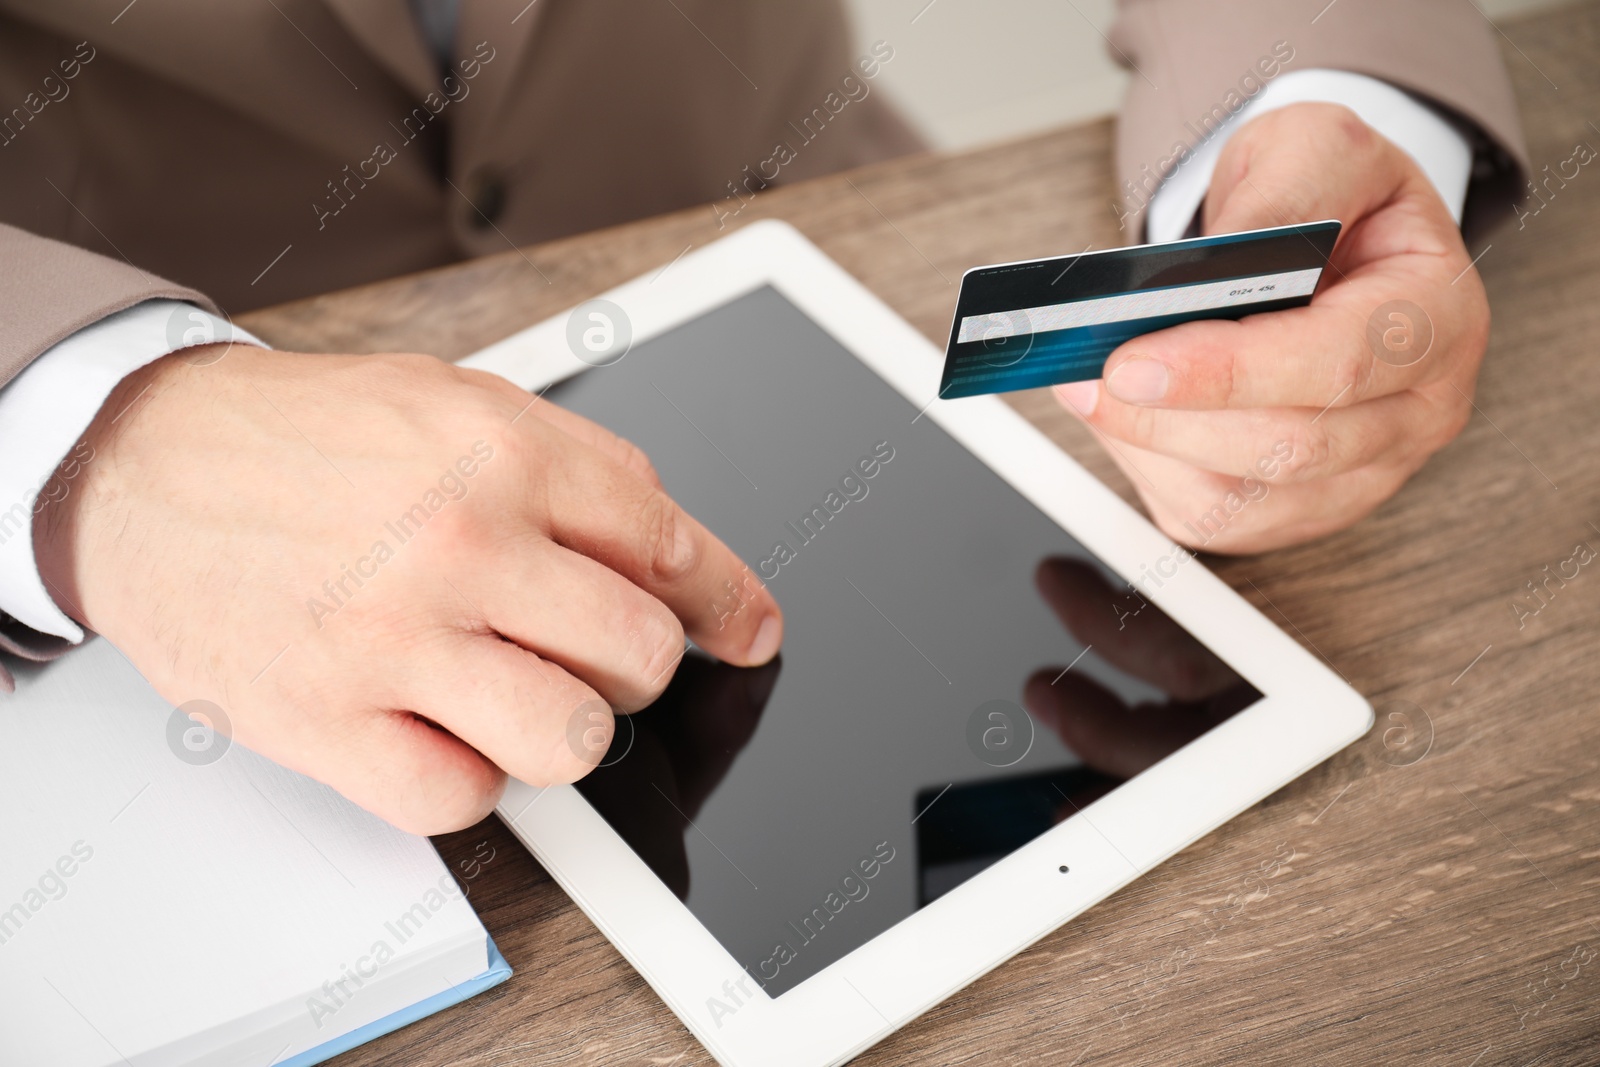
[463,220,1370,1067]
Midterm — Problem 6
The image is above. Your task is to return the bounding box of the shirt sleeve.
[1145,68,1475,243]
[0,299,265,641]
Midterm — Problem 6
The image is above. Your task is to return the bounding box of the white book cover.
[0,636,495,1067]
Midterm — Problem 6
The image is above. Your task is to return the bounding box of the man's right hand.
[33,346,783,834]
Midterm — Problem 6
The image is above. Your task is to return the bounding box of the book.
[0,635,509,1066]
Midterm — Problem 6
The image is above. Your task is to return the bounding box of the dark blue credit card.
[938,221,1341,399]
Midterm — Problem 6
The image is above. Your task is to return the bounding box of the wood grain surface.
[240,5,1600,1064]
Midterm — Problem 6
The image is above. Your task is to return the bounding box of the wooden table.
[243,4,1600,1063]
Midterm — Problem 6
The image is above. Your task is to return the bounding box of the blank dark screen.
[557,287,1260,997]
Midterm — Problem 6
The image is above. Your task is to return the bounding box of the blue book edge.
[276,938,513,1067]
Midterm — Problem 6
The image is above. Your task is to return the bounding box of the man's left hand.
[1055,102,1487,552]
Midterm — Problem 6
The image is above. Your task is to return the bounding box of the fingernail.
[1055,380,1099,417]
[1105,358,1170,403]
[745,614,782,665]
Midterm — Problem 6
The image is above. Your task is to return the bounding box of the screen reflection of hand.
[574,653,780,901]
[1022,557,1259,781]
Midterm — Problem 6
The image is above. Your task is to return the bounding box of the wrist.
[32,348,217,629]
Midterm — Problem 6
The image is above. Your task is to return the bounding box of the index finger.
[536,422,784,668]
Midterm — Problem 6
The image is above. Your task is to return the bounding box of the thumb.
[1202,102,1410,238]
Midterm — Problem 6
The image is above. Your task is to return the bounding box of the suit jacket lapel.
[321,0,442,102]
[449,0,546,164]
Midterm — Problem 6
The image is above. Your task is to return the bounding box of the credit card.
[938,220,1340,399]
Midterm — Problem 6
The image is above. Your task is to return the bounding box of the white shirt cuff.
[0,300,264,641]
[1146,68,1475,243]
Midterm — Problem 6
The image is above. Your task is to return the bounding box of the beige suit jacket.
[0,0,1526,387]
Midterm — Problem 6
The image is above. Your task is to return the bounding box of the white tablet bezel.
[466,220,1371,1067]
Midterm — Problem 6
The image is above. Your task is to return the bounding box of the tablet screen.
[558,286,1261,998]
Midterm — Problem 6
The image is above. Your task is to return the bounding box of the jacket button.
[464,169,506,228]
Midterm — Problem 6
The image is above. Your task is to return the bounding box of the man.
[0,0,1526,834]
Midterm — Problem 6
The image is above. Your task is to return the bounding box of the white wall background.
[844,0,1580,151]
